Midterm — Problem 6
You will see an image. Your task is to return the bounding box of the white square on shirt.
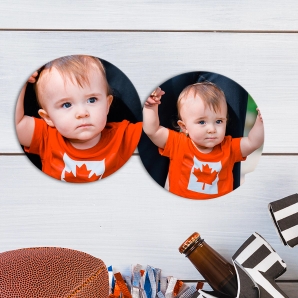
[187,156,222,194]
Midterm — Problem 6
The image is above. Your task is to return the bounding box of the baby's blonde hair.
[177,82,227,120]
[35,55,112,107]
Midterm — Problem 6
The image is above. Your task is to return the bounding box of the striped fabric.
[269,193,298,247]
[232,261,258,298]
[232,233,288,298]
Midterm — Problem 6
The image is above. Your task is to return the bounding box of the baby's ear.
[177,120,188,134]
[106,95,113,114]
[38,109,55,127]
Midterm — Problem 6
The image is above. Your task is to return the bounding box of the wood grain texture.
[0,1,298,31]
[0,155,297,281]
[1,31,298,153]
[278,283,298,298]
[1,1,298,293]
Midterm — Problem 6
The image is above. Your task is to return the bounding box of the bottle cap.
[178,232,200,254]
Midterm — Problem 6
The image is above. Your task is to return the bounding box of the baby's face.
[179,95,227,153]
[38,67,112,149]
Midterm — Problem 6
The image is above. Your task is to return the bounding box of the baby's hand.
[256,108,263,122]
[144,87,165,107]
[27,71,39,84]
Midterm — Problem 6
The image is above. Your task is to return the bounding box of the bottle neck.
[183,236,204,257]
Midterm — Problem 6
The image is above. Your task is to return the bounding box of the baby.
[16,55,142,182]
[143,82,264,199]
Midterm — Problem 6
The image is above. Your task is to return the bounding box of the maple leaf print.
[193,164,218,190]
[64,163,101,183]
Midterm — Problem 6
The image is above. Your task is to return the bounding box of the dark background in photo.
[138,71,249,191]
[22,58,143,170]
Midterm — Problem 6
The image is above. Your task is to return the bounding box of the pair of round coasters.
[17,55,263,200]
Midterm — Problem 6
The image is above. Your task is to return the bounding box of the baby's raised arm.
[143,87,169,149]
[240,108,264,157]
[15,72,38,147]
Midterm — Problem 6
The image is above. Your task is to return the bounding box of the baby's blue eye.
[62,102,71,108]
[87,97,97,103]
[216,120,223,124]
[198,120,205,125]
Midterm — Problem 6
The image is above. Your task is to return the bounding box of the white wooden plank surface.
[0,155,298,281]
[1,1,298,294]
[0,1,298,31]
[1,31,298,153]
[279,283,298,298]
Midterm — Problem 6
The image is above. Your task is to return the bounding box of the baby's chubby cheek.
[101,117,109,129]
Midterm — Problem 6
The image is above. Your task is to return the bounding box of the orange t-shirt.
[159,129,246,199]
[25,118,142,183]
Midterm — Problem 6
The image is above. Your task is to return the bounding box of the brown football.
[0,247,109,298]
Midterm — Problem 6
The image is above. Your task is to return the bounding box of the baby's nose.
[76,108,89,118]
[207,124,216,133]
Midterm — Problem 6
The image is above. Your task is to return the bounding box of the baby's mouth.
[205,137,217,140]
[77,124,92,129]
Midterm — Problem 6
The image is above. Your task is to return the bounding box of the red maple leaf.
[64,164,101,183]
[193,164,218,190]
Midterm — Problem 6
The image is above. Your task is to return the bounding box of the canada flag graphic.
[61,153,105,182]
[187,156,222,194]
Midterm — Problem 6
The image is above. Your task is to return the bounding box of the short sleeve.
[231,137,246,163]
[24,118,47,156]
[158,129,182,159]
[120,121,142,159]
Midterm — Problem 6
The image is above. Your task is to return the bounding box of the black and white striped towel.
[269,193,298,248]
[232,232,288,298]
